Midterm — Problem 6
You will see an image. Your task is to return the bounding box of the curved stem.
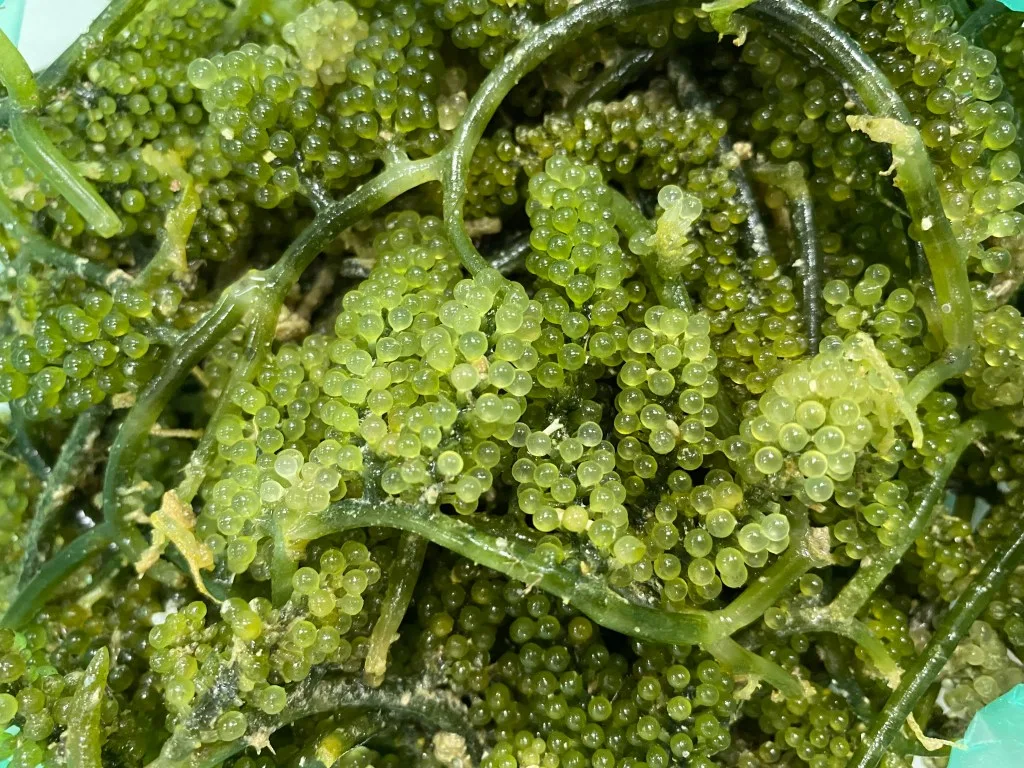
[745,0,973,357]
[785,609,901,685]
[0,522,115,630]
[292,498,804,696]
[443,0,675,274]
[706,636,804,697]
[365,532,427,686]
[16,406,107,588]
[847,514,1024,768]
[10,112,121,237]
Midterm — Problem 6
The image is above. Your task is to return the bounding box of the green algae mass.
[2,0,1024,766]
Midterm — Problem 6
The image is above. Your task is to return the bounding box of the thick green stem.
[16,406,108,588]
[785,610,901,685]
[715,525,830,634]
[292,498,804,697]
[443,0,675,274]
[365,532,428,686]
[746,0,973,359]
[705,636,804,697]
[0,522,115,630]
[829,418,985,619]
[10,112,121,237]
[847,515,1024,768]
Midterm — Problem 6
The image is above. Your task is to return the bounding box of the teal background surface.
[0,0,26,45]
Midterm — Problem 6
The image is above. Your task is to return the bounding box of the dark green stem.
[443,0,675,274]
[1,522,115,630]
[847,514,1024,768]
[668,56,774,265]
[752,161,822,350]
[958,0,1006,43]
[6,402,48,478]
[567,48,662,110]
[16,406,107,588]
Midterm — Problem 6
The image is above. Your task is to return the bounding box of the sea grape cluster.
[1,0,1024,766]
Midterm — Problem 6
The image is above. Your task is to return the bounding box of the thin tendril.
[15,405,107,588]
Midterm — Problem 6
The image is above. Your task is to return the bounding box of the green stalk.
[365,532,428,686]
[958,0,1007,43]
[16,406,108,588]
[608,188,694,313]
[147,676,485,768]
[714,524,831,633]
[847,514,1024,768]
[0,190,121,287]
[7,402,48,478]
[0,522,115,630]
[443,0,675,274]
[292,498,804,697]
[668,56,774,265]
[9,112,122,237]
